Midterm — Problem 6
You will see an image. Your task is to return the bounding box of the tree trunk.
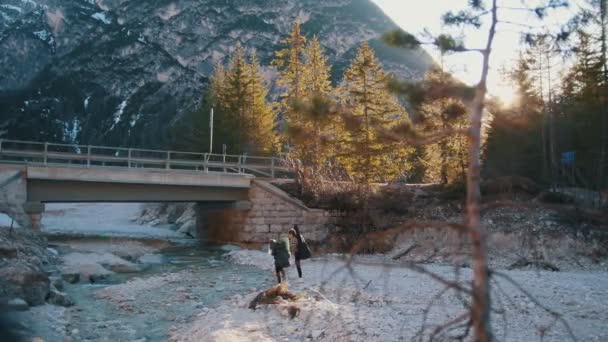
[467,2,497,341]
[547,56,557,190]
[598,0,607,190]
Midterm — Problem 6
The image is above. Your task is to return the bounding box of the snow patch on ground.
[63,117,80,144]
[110,99,127,129]
[20,0,38,6]
[91,11,111,24]
[32,29,51,41]
[0,11,13,23]
[137,33,146,44]
[129,113,141,127]
[158,3,180,21]
[0,4,23,13]
[114,100,127,124]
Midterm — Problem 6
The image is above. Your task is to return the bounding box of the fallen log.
[248,283,297,310]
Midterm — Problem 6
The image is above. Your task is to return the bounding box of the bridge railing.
[0,139,293,179]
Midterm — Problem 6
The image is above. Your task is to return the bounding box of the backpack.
[272,239,291,268]
[295,235,312,260]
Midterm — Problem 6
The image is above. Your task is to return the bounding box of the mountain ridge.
[0,0,434,149]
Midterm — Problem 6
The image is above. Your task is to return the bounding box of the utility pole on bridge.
[209,107,214,154]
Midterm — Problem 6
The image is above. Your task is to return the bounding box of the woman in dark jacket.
[288,224,311,278]
[269,238,290,283]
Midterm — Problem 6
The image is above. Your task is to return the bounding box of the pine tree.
[169,64,227,153]
[246,51,277,155]
[555,32,605,187]
[223,45,252,153]
[414,67,469,184]
[184,48,277,155]
[208,63,239,153]
[483,56,545,182]
[422,98,468,184]
[303,36,332,97]
[287,35,338,171]
[339,42,412,185]
[274,22,308,136]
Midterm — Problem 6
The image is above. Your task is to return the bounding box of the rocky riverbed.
[3,233,273,341]
[1,201,607,341]
[172,250,608,342]
[2,230,608,341]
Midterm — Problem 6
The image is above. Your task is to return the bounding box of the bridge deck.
[0,139,293,179]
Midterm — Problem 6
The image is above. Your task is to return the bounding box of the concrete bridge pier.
[195,180,330,245]
[195,201,252,242]
[24,202,45,231]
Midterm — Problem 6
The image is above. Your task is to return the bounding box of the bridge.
[0,139,334,244]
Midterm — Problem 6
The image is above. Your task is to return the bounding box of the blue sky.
[372,0,579,104]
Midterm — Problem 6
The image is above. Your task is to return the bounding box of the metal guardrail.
[0,139,293,179]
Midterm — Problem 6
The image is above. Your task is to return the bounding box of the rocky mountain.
[0,0,434,149]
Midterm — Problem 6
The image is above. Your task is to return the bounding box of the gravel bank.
[172,249,608,341]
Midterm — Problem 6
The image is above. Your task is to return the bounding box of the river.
[24,239,273,342]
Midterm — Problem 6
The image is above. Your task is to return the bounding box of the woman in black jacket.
[288,224,311,278]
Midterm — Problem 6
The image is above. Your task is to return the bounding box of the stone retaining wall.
[200,180,331,244]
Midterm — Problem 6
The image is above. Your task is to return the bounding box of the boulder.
[0,245,18,258]
[46,248,59,256]
[60,263,113,284]
[177,219,197,237]
[175,205,196,225]
[0,264,50,306]
[49,276,64,291]
[46,287,74,307]
[59,252,130,283]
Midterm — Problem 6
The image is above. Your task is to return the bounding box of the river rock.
[89,272,111,283]
[47,287,74,307]
[175,205,196,225]
[60,252,129,282]
[6,297,29,311]
[138,253,163,264]
[311,329,324,339]
[0,245,18,258]
[106,263,142,273]
[177,219,196,237]
[0,264,50,305]
[49,276,64,291]
[220,244,241,252]
[60,263,113,284]
[61,273,80,284]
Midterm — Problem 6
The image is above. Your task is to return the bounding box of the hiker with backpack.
[288,224,312,279]
[269,237,291,283]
